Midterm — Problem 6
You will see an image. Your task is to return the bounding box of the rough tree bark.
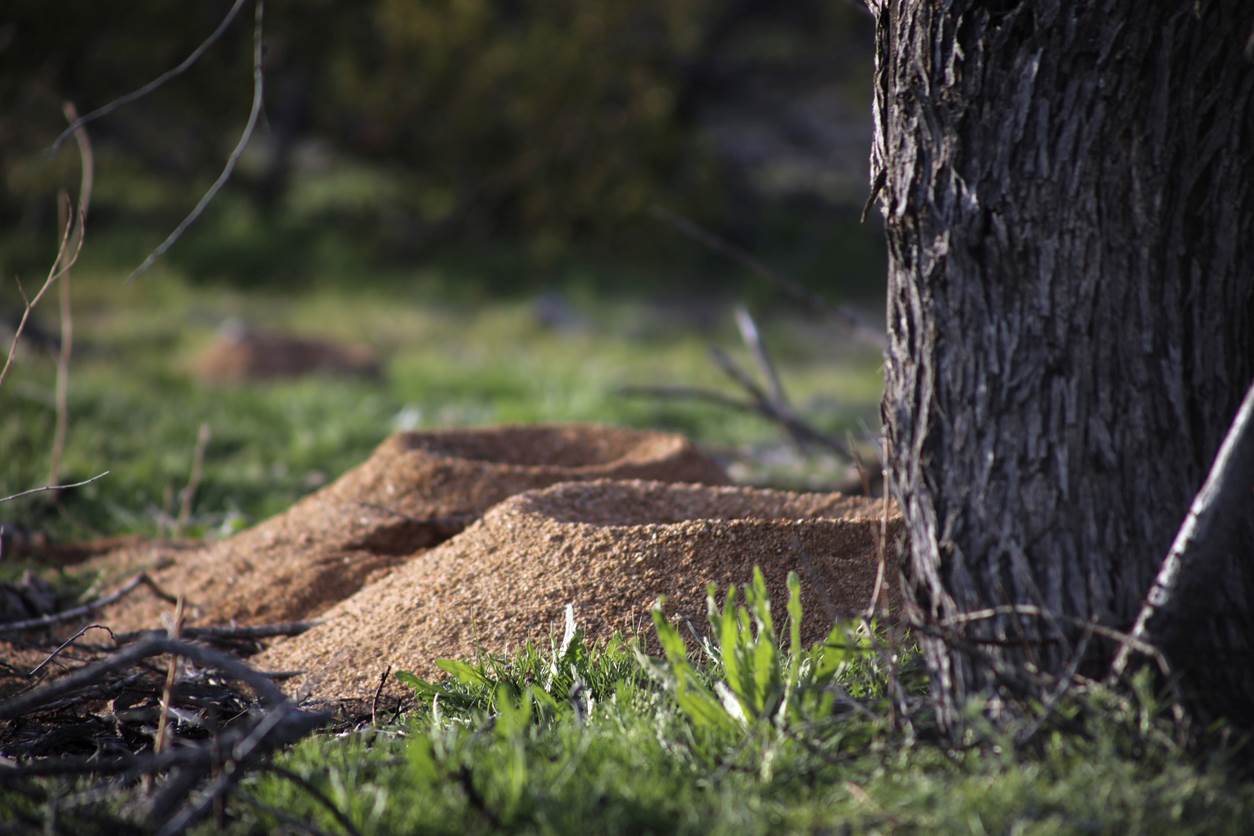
[868,0,1254,730]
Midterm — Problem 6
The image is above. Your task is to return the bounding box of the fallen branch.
[0,636,289,719]
[0,570,173,634]
[113,620,320,645]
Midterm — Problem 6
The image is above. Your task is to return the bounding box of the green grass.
[228,575,1253,834]
[6,571,1248,833]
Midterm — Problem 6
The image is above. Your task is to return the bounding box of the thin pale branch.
[650,205,887,350]
[177,423,212,532]
[733,305,790,407]
[128,0,265,282]
[1,102,93,391]
[0,470,109,505]
[709,345,854,459]
[1109,375,1254,681]
[49,0,250,154]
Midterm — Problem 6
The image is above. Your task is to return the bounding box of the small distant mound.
[255,479,900,704]
[94,425,729,632]
[192,320,380,382]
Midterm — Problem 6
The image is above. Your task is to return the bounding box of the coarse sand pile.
[94,425,728,632]
[255,479,901,704]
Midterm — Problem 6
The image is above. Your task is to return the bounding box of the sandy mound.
[192,321,381,382]
[255,479,901,703]
[94,425,728,632]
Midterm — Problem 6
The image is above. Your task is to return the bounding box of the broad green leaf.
[435,658,490,687]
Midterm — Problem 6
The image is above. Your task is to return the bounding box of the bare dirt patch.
[90,425,728,632]
[255,479,901,704]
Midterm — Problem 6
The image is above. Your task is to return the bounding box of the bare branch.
[733,305,789,407]
[28,624,116,677]
[48,0,250,154]
[0,636,289,719]
[709,345,854,459]
[1,103,93,391]
[128,0,265,282]
[650,205,887,350]
[177,423,212,533]
[0,470,109,505]
[1109,375,1254,681]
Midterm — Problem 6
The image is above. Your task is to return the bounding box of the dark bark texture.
[870,0,1254,729]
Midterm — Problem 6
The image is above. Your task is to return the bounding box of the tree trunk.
[869,0,1254,730]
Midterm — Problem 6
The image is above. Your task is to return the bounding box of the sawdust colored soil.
[91,425,728,633]
[255,479,901,704]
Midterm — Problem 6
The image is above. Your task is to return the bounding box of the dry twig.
[177,423,213,533]
[650,205,887,349]
[128,0,265,281]
[47,102,94,487]
[49,0,250,154]
[27,623,116,677]
[0,470,109,505]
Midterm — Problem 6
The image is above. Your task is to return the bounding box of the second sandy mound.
[256,479,901,703]
[97,425,728,632]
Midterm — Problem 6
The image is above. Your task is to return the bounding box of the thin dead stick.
[49,0,250,154]
[733,306,789,407]
[864,434,891,620]
[28,624,116,677]
[709,345,854,459]
[50,101,94,485]
[937,604,1169,672]
[0,198,85,390]
[650,205,887,350]
[0,570,175,634]
[49,209,74,487]
[0,470,109,505]
[177,423,212,532]
[129,0,264,281]
[153,597,187,762]
[1109,376,1254,682]
[372,664,392,726]
[1014,620,1095,747]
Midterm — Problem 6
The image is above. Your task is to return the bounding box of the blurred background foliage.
[0,0,879,295]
